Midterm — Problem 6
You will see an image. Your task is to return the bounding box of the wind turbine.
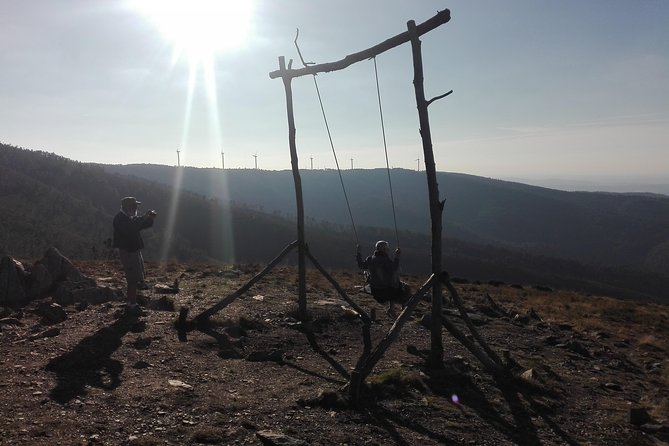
[253,153,258,170]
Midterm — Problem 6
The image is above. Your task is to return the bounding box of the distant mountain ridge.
[103,164,669,276]
[2,143,669,302]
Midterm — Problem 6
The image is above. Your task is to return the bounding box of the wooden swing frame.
[178,8,508,405]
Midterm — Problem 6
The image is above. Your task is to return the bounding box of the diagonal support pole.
[192,241,298,323]
[442,278,505,368]
[304,245,371,324]
[348,273,439,402]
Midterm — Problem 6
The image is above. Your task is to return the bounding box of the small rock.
[340,306,359,319]
[520,368,539,382]
[222,269,242,277]
[467,313,487,326]
[132,361,151,369]
[630,407,651,425]
[603,382,622,391]
[246,350,284,364]
[147,296,175,311]
[558,340,590,357]
[0,317,23,326]
[168,379,193,390]
[640,424,669,438]
[30,327,60,340]
[37,302,67,324]
[256,430,309,446]
[218,349,243,359]
[154,284,178,294]
[513,313,530,325]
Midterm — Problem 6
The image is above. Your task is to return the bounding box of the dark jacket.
[356,250,400,289]
[112,211,154,252]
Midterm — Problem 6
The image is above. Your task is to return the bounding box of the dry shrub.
[369,368,428,395]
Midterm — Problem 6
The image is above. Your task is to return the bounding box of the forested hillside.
[2,144,669,301]
[104,164,669,275]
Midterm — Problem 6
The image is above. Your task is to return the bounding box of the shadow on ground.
[46,315,146,404]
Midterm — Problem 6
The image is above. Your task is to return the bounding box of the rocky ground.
[1,259,669,445]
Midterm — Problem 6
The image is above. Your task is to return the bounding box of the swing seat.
[358,270,411,305]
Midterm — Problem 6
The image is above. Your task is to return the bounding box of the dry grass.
[494,288,669,347]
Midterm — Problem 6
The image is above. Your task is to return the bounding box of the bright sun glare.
[131,0,254,62]
[129,0,250,262]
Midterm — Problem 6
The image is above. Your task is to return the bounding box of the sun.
[128,1,251,261]
[130,0,254,62]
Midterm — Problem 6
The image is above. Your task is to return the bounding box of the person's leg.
[387,301,397,319]
[119,250,144,313]
[372,288,396,319]
[137,251,149,289]
[127,283,137,306]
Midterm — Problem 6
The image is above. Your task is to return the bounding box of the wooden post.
[408,20,443,369]
[279,56,308,321]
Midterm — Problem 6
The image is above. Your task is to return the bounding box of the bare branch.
[426,89,453,107]
[294,28,315,68]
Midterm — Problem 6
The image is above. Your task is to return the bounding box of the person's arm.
[356,245,368,269]
[132,212,156,230]
[392,248,401,270]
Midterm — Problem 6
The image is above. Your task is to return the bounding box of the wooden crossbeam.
[269,9,450,80]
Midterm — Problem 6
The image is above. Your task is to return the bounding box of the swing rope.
[312,76,359,245]
[294,29,359,245]
[373,57,400,248]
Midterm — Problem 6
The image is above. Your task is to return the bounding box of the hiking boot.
[125,304,146,317]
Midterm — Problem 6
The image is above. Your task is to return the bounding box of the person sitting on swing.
[356,240,407,318]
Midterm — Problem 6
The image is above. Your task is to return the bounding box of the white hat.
[375,240,389,252]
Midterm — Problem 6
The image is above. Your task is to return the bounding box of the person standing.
[113,197,157,316]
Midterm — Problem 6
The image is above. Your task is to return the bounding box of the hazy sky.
[1,0,667,181]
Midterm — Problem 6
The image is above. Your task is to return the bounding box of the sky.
[1,0,668,187]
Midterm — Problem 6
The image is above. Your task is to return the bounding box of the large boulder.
[0,256,28,305]
[27,247,94,298]
[54,282,118,306]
